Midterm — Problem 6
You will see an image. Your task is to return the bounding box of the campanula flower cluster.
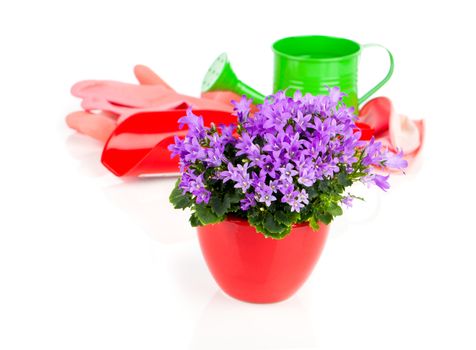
[169,88,406,238]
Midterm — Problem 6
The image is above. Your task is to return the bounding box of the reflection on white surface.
[165,243,219,310]
[66,132,195,244]
[103,178,195,244]
[190,291,317,350]
[327,184,382,239]
[65,133,109,177]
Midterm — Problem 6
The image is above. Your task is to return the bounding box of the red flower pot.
[197,217,329,303]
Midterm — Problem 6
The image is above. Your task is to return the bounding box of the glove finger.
[134,64,174,91]
[66,111,117,143]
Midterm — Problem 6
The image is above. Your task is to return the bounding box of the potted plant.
[169,88,406,303]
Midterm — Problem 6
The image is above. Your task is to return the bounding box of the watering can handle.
[358,44,394,105]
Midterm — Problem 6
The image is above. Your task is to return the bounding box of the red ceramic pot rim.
[225,215,313,229]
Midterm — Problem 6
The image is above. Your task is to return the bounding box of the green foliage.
[169,180,193,209]
[210,195,231,217]
[195,203,224,225]
[309,217,320,231]
[274,209,299,226]
[169,156,367,239]
[189,212,202,227]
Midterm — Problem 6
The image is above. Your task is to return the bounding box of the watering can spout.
[202,53,265,104]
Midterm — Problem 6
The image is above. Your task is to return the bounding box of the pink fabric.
[71,78,235,120]
[359,97,425,166]
[66,65,239,142]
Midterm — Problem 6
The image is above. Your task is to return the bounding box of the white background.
[1,1,475,349]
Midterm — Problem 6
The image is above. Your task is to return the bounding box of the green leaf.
[273,225,291,239]
[306,182,319,199]
[318,180,331,192]
[309,217,319,231]
[328,203,343,216]
[275,210,299,226]
[337,171,353,187]
[248,208,263,224]
[316,212,333,225]
[189,213,202,227]
[298,205,313,222]
[195,203,224,225]
[264,213,287,234]
[309,217,320,231]
[210,195,231,217]
[169,180,192,209]
[227,191,242,204]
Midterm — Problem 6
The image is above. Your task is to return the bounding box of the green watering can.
[202,35,394,112]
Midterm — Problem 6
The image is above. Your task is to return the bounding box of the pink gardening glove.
[359,97,425,166]
[66,65,240,142]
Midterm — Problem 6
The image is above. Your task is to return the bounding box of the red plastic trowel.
[101,109,235,177]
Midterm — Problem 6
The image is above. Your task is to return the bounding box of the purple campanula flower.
[251,171,268,195]
[362,174,390,191]
[247,146,262,167]
[196,189,211,204]
[311,116,323,133]
[232,95,252,123]
[219,123,236,143]
[263,109,292,130]
[235,132,255,157]
[183,137,206,163]
[256,185,277,207]
[323,117,338,138]
[294,110,312,131]
[334,105,356,122]
[297,189,309,205]
[362,137,384,167]
[283,188,309,212]
[206,147,223,167]
[234,177,251,192]
[279,164,298,182]
[233,163,252,192]
[312,95,331,117]
[262,131,286,159]
[268,180,279,193]
[240,193,256,210]
[303,136,325,159]
[289,198,304,212]
[277,178,294,195]
[251,171,266,187]
[293,90,303,100]
[259,155,277,179]
[178,171,192,193]
[298,167,315,187]
[171,86,406,217]
[327,86,346,107]
[373,174,391,191]
[218,162,237,183]
[207,132,220,145]
[281,186,299,204]
[178,108,206,139]
[168,135,185,159]
[180,172,211,204]
[341,196,353,208]
[283,132,304,160]
[383,150,408,170]
[235,163,250,177]
[322,157,340,177]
